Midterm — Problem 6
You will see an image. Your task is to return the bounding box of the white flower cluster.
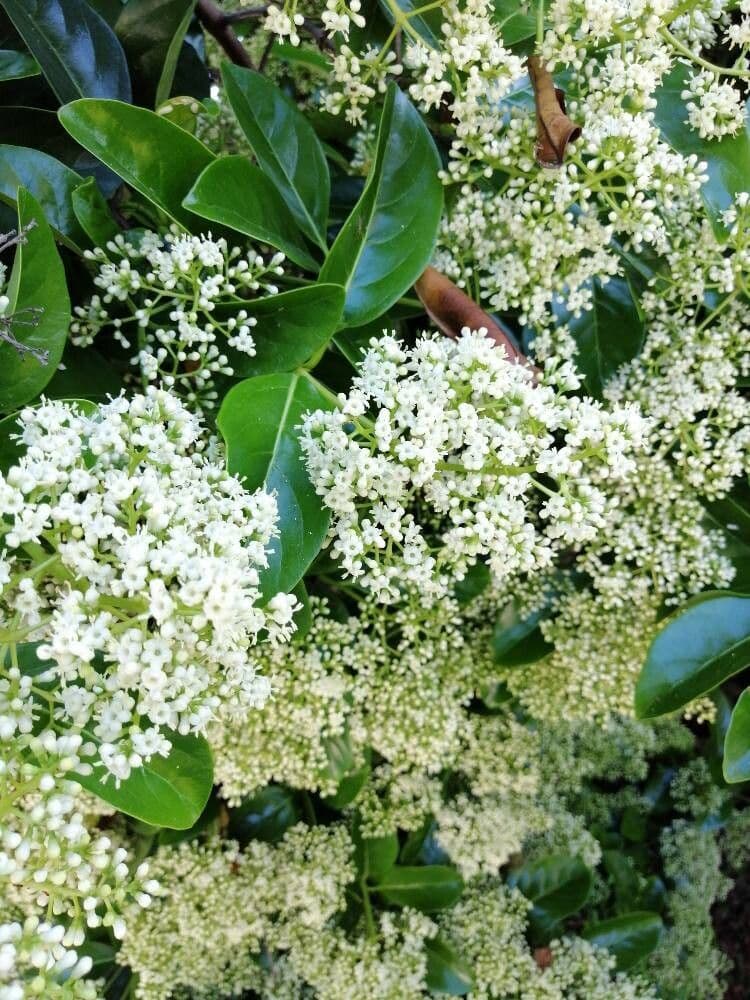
[301,329,647,604]
[212,594,493,804]
[0,917,98,1000]
[71,230,284,411]
[0,391,296,784]
[118,825,355,1000]
[684,69,746,138]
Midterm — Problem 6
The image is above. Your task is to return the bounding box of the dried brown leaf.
[414,266,533,370]
[528,55,581,168]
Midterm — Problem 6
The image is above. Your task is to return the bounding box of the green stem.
[660,27,750,77]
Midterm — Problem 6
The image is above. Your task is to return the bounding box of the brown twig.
[415,266,535,371]
[196,0,255,68]
[527,55,581,168]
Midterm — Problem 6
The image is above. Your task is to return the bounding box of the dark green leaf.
[556,276,644,398]
[74,731,213,829]
[602,850,641,912]
[373,865,464,912]
[723,688,750,783]
[217,371,337,595]
[454,561,491,605]
[71,175,118,245]
[0,0,131,103]
[400,818,450,867]
[225,284,345,377]
[635,592,750,718]
[704,479,750,546]
[0,48,38,80]
[115,0,194,107]
[290,581,312,642]
[0,144,88,249]
[227,786,299,844]
[0,187,70,410]
[424,936,474,996]
[493,597,554,666]
[58,98,214,229]
[183,155,321,271]
[320,84,443,327]
[222,63,330,251]
[654,64,750,237]
[43,346,123,402]
[507,855,592,939]
[582,912,663,971]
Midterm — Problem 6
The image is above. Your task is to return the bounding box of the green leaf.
[0,48,39,80]
[219,284,345,378]
[555,276,644,398]
[323,755,370,809]
[704,479,750,546]
[115,0,194,107]
[43,346,123,402]
[71,176,118,245]
[0,188,70,411]
[373,866,464,912]
[183,155,321,271]
[424,936,474,996]
[507,856,592,939]
[320,84,443,327]
[74,731,213,829]
[0,0,131,103]
[654,64,750,237]
[158,795,220,846]
[723,688,750,783]
[635,592,750,718]
[0,144,89,249]
[354,822,399,882]
[58,98,214,229]
[582,912,663,971]
[492,0,537,47]
[222,63,330,251]
[217,371,337,595]
[227,786,300,844]
[493,597,554,666]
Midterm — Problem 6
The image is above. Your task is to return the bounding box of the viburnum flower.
[0,917,99,999]
[301,329,648,603]
[0,389,298,784]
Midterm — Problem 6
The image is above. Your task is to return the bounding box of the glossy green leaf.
[222,63,330,251]
[0,48,38,80]
[115,0,194,107]
[157,795,220,846]
[0,188,70,411]
[582,912,663,971]
[373,865,464,913]
[71,175,118,245]
[320,84,443,327]
[217,371,337,595]
[507,856,592,939]
[493,597,554,667]
[556,276,644,398]
[43,346,123,402]
[74,731,213,829]
[635,593,750,718]
[219,284,346,378]
[0,144,88,249]
[654,63,750,237]
[184,155,321,271]
[0,0,131,103]
[424,936,474,996]
[227,786,300,844]
[723,688,750,783]
[58,98,214,229]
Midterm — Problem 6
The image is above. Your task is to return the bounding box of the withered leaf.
[414,266,533,370]
[528,55,581,168]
